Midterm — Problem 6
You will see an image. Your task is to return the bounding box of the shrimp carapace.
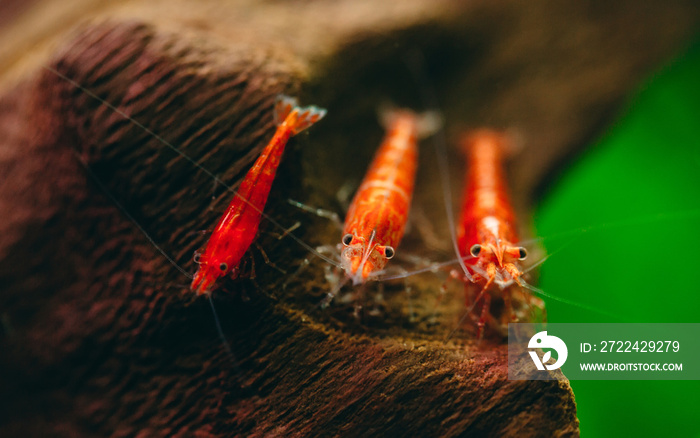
[341,109,438,285]
[190,95,326,295]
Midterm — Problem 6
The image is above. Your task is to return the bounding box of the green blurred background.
[535,39,700,436]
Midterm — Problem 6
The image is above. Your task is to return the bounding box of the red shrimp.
[339,110,425,285]
[455,129,536,337]
[190,96,326,295]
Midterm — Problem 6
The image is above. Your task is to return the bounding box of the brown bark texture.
[0,0,698,436]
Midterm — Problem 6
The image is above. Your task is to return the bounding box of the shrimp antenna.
[518,235,580,277]
[73,150,193,279]
[371,254,476,281]
[520,252,551,276]
[518,280,629,322]
[402,50,473,281]
[520,208,700,249]
[77,149,248,370]
[206,293,245,381]
[43,66,343,271]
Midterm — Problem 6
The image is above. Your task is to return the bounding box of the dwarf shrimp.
[449,130,544,338]
[291,107,442,310]
[190,96,327,295]
[338,109,422,283]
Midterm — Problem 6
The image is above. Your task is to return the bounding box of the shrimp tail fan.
[378,103,443,139]
[274,94,327,135]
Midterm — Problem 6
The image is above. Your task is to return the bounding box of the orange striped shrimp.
[454,129,542,337]
[339,110,420,285]
[191,96,326,295]
[337,109,442,288]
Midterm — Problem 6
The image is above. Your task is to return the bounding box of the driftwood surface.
[1,1,699,436]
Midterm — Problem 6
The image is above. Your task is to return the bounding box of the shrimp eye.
[470,244,482,257]
[342,233,354,246]
[518,247,528,260]
[219,262,228,272]
[384,246,395,260]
